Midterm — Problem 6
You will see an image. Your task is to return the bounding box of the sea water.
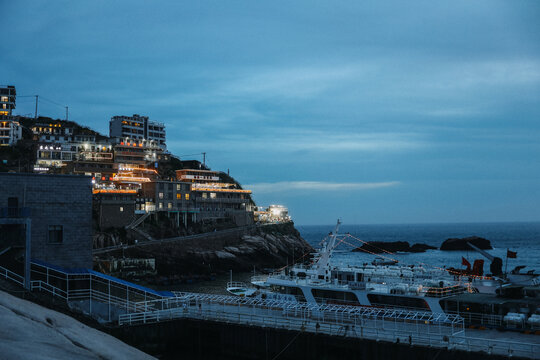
[297,222,540,273]
[171,222,540,294]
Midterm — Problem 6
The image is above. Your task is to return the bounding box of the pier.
[2,260,540,359]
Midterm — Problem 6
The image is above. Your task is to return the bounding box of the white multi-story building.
[0,119,22,146]
[109,114,166,149]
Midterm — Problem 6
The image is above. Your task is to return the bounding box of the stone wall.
[0,173,93,268]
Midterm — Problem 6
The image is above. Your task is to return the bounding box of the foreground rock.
[0,290,154,360]
[440,236,492,251]
[114,222,313,276]
[352,241,436,254]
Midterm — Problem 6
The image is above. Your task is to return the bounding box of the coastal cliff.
[103,222,313,277]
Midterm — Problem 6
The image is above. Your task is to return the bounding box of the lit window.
[159,202,163,209]
[120,207,124,212]
[176,184,181,191]
[210,192,217,199]
[202,192,207,199]
[185,194,189,200]
[48,225,63,244]
[168,202,172,209]
[159,192,164,199]
[176,193,181,199]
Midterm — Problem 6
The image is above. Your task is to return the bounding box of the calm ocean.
[297,222,540,273]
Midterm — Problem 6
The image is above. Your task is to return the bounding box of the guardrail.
[118,292,540,359]
[0,265,25,286]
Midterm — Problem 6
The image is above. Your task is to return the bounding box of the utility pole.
[65,106,68,121]
[34,95,39,120]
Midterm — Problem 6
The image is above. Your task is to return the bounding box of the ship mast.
[314,219,341,275]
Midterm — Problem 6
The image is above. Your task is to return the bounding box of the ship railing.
[447,311,504,327]
[227,281,248,289]
[423,286,467,298]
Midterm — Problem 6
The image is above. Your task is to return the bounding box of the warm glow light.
[92,189,137,194]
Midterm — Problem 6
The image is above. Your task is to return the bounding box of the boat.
[371,256,398,266]
[250,220,540,330]
[226,281,257,297]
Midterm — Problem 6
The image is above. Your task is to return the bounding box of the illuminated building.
[0,85,22,146]
[254,205,291,223]
[109,114,166,149]
[0,85,16,116]
[175,169,254,226]
[31,122,74,143]
[35,143,76,170]
[141,180,199,226]
[0,119,22,146]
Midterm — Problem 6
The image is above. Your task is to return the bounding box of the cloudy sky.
[3,1,540,225]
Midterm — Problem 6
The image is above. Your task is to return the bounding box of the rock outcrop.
[440,236,492,251]
[410,243,437,253]
[109,222,313,276]
[352,241,436,254]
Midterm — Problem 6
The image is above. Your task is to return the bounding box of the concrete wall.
[0,173,93,268]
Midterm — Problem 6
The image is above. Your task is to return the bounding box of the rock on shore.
[352,241,436,254]
[0,290,154,360]
[440,236,492,251]
[122,222,313,276]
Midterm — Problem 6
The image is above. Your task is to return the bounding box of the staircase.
[125,212,152,230]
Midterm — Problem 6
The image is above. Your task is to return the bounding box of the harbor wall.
[112,319,516,360]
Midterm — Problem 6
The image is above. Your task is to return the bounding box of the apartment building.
[0,119,22,146]
[109,114,166,149]
[175,169,254,226]
[0,85,16,116]
[0,85,22,146]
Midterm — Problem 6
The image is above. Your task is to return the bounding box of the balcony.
[196,198,248,204]
[0,207,31,218]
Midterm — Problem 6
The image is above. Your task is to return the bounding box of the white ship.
[250,220,477,313]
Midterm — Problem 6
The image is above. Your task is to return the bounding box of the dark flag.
[507,249,517,258]
[462,257,471,269]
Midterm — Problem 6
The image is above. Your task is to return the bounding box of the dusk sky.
[3,1,540,225]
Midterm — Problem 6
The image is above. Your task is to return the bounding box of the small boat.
[226,281,257,297]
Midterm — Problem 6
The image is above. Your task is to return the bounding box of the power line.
[39,96,65,108]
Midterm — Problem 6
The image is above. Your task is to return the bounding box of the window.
[159,202,163,209]
[176,193,182,199]
[158,192,164,199]
[176,184,181,191]
[48,225,63,244]
[7,197,18,217]
[202,192,207,199]
[120,207,124,212]
[185,194,190,200]
[168,202,172,209]
[210,192,217,199]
